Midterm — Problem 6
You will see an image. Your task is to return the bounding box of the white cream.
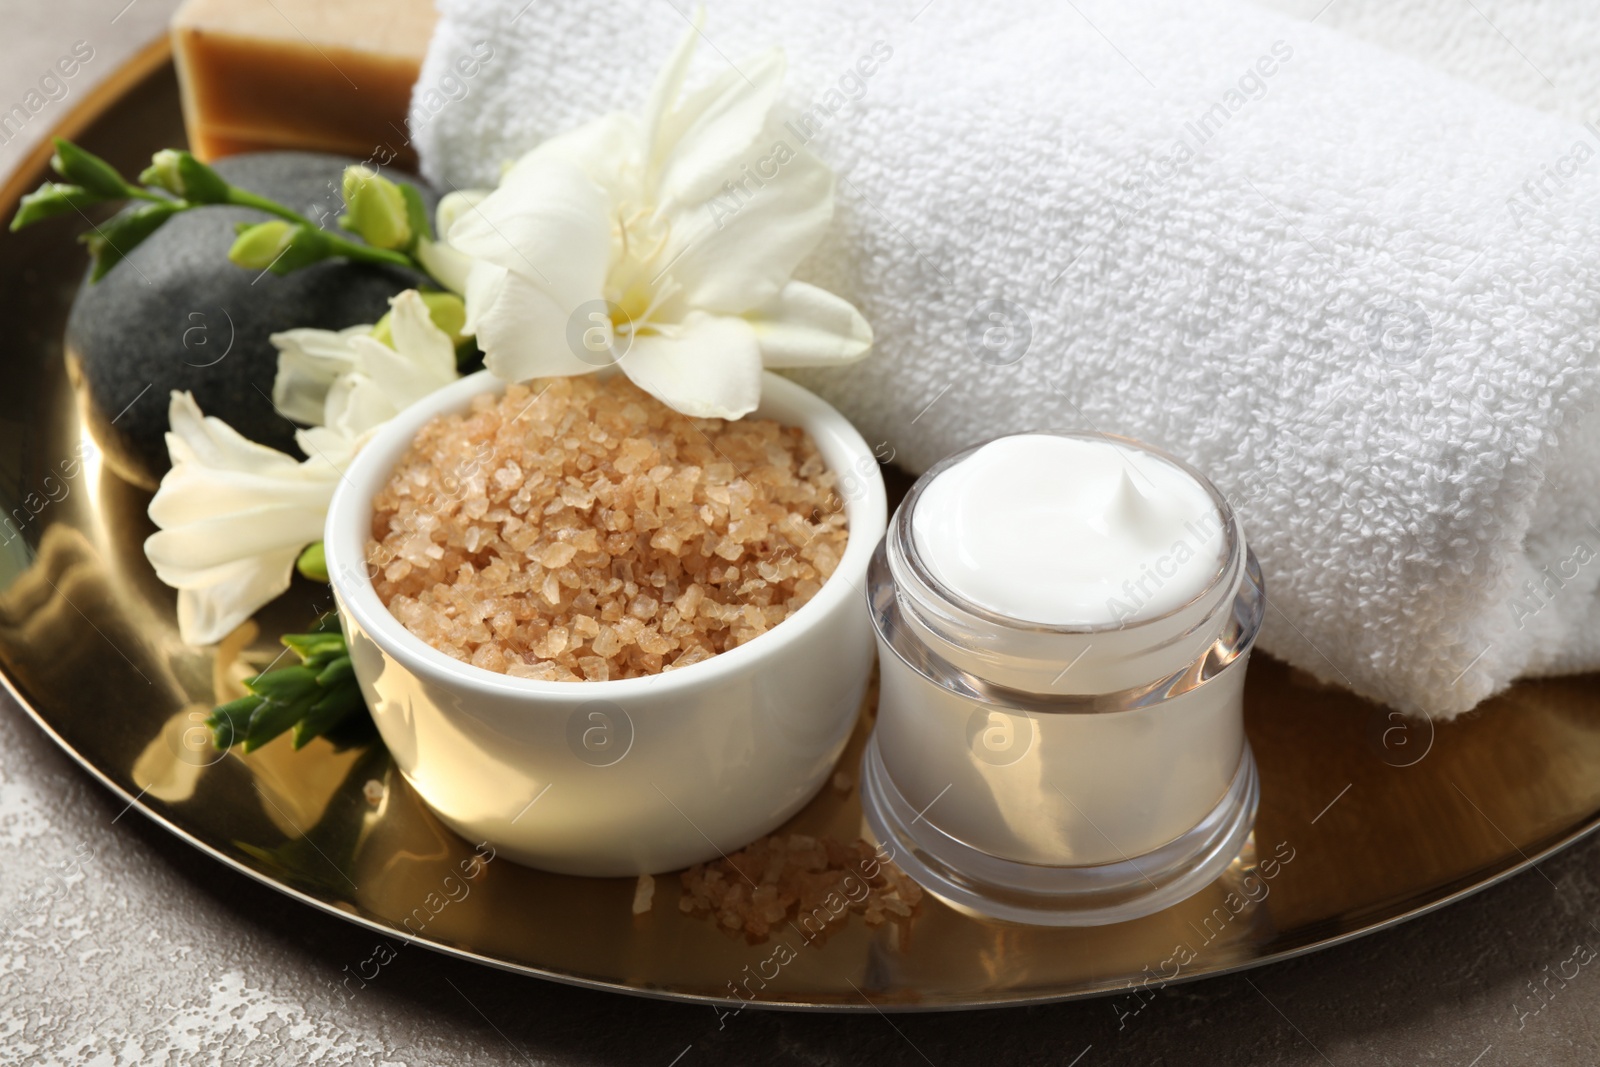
[911,434,1226,627]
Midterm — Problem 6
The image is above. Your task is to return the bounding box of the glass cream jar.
[860,432,1264,926]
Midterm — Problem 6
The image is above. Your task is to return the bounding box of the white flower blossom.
[433,18,873,419]
[147,290,459,645]
[271,289,460,468]
[144,393,340,646]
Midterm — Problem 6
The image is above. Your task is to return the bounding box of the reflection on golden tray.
[1,41,1597,1011]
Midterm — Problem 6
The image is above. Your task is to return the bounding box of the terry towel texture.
[1253,0,1600,126]
[413,0,1600,718]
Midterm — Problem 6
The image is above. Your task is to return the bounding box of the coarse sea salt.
[367,375,849,681]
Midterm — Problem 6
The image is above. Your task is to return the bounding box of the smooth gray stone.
[64,151,434,491]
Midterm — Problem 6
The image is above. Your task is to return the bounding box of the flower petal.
[529,112,643,207]
[642,17,702,156]
[419,190,492,295]
[435,189,490,236]
[657,125,835,314]
[417,238,474,296]
[319,371,397,444]
[162,391,306,478]
[300,292,461,445]
[652,49,785,212]
[333,344,434,433]
[171,549,303,647]
[621,312,763,419]
[388,290,457,377]
[446,150,612,312]
[295,425,363,472]
[146,393,338,645]
[470,262,603,383]
[145,504,328,574]
[354,289,459,416]
[749,281,873,367]
[270,326,370,425]
[147,461,339,531]
[460,259,507,341]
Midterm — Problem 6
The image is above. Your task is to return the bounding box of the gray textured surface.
[4,1,1600,1064]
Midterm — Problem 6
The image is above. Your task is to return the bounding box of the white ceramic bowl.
[324,370,886,877]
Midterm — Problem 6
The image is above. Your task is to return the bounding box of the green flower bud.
[339,166,411,251]
[295,541,329,583]
[139,149,230,204]
[82,201,182,282]
[400,182,434,243]
[49,139,128,199]
[228,221,332,275]
[139,149,183,196]
[421,290,468,345]
[9,182,106,231]
[370,290,469,350]
[228,220,293,268]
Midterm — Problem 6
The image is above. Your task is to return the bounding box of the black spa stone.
[64,151,436,491]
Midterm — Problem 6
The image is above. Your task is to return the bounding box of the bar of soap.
[171,0,434,166]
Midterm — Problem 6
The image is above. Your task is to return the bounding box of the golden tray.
[2,42,1597,1011]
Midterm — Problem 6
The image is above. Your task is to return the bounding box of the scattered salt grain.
[633,873,656,916]
[679,834,923,940]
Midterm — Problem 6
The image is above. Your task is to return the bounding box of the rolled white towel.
[412,0,1600,718]
[1252,0,1600,124]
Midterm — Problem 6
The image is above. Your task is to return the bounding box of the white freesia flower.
[144,393,340,646]
[271,289,460,467]
[416,190,486,296]
[436,19,873,419]
[269,323,371,426]
[146,290,461,646]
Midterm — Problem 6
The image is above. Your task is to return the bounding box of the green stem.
[324,233,417,271]
[224,187,311,224]
[225,187,418,272]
